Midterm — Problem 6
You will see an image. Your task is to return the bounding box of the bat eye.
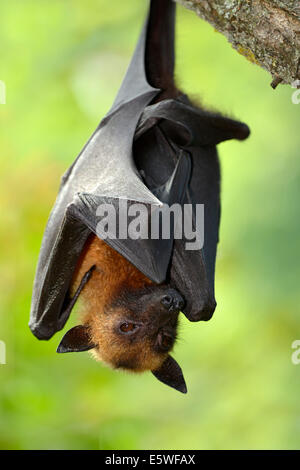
[119,322,139,334]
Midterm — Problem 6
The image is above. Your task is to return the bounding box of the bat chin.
[89,343,167,373]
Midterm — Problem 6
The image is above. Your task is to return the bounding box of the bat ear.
[152,355,187,394]
[57,325,96,353]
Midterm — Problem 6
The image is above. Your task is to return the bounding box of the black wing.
[134,97,250,322]
[29,0,189,339]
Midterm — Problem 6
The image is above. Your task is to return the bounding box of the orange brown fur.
[70,234,167,372]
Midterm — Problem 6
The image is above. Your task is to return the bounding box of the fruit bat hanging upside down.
[29,0,250,393]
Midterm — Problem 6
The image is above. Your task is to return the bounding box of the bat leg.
[60,265,96,324]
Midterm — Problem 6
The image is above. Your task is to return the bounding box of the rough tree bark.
[175,0,300,87]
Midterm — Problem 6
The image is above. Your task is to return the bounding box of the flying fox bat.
[29,0,250,393]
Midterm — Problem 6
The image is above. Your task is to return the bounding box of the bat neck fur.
[71,235,153,314]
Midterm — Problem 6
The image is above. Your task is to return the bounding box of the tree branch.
[175,0,300,87]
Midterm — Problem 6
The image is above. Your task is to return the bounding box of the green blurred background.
[0,0,299,450]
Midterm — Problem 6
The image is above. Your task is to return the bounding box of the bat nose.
[160,289,185,312]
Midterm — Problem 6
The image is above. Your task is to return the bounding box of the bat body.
[30,0,250,392]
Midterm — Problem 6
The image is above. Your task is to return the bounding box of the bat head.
[57,236,187,393]
[96,284,183,366]
[57,285,186,393]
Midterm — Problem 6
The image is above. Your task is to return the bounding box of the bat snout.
[160,289,184,312]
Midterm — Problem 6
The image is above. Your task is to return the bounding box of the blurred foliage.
[0,0,299,450]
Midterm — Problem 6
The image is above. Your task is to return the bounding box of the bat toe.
[183,299,216,322]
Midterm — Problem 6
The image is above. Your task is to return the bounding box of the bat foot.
[183,299,217,322]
